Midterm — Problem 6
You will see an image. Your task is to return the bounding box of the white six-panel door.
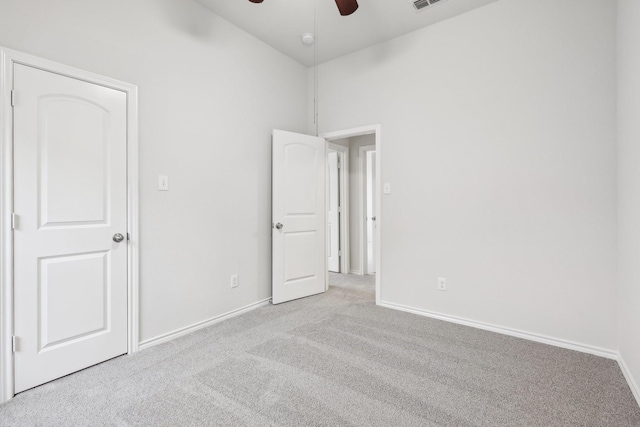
[13,64,128,393]
[272,130,326,304]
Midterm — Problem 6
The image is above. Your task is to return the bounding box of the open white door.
[13,64,128,392]
[327,151,340,273]
[272,130,326,304]
[367,151,376,275]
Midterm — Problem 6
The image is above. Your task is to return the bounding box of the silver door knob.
[275,223,284,230]
[113,233,125,243]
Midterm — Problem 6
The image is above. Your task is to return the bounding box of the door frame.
[327,142,349,277]
[0,46,139,403]
[359,144,376,276]
[321,125,381,305]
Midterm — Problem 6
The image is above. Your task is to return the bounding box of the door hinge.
[338,250,342,256]
[11,90,16,107]
[11,336,17,353]
[337,157,341,169]
[127,232,130,241]
[11,213,17,230]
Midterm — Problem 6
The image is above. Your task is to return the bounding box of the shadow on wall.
[158,0,216,40]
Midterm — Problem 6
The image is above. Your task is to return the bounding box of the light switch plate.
[159,175,169,191]
[383,183,391,195]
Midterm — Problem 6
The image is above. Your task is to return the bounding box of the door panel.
[272,130,326,304]
[285,231,318,281]
[39,251,109,350]
[40,97,109,226]
[13,64,128,393]
[284,144,318,214]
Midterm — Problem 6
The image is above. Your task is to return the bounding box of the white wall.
[0,0,307,343]
[617,0,640,403]
[314,0,618,351]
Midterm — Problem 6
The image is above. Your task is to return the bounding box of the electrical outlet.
[438,277,447,291]
[158,175,169,191]
[231,274,239,288]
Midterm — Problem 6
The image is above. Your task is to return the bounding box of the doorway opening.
[322,125,381,305]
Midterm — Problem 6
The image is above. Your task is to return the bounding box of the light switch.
[383,183,391,195]
[159,175,169,191]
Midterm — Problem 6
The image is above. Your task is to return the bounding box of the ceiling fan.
[248,0,359,16]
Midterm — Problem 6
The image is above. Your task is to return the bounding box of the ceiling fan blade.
[335,0,359,16]
[248,0,264,3]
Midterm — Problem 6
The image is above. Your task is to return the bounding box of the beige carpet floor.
[0,273,638,426]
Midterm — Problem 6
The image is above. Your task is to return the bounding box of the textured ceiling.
[196,0,500,67]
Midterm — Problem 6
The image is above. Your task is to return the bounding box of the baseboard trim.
[618,354,640,407]
[349,269,362,275]
[138,298,271,350]
[378,300,617,360]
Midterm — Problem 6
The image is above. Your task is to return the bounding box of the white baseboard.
[618,354,640,407]
[349,269,363,275]
[138,298,271,350]
[378,300,618,360]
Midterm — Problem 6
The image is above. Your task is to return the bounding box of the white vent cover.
[411,0,449,12]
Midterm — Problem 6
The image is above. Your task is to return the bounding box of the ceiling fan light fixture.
[246,0,358,16]
[335,0,359,16]
[301,33,315,45]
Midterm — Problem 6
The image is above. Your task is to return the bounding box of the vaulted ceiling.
[196,0,500,67]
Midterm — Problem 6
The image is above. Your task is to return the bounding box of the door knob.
[113,233,125,243]
[275,223,284,230]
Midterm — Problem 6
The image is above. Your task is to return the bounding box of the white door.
[366,151,376,275]
[327,151,340,273]
[272,130,326,304]
[13,64,128,393]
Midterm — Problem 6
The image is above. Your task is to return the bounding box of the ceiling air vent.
[411,0,449,12]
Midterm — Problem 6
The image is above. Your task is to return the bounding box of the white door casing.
[13,64,128,393]
[272,130,326,304]
[327,151,340,273]
[321,125,381,305]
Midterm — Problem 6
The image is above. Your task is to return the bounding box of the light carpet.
[1,273,639,426]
